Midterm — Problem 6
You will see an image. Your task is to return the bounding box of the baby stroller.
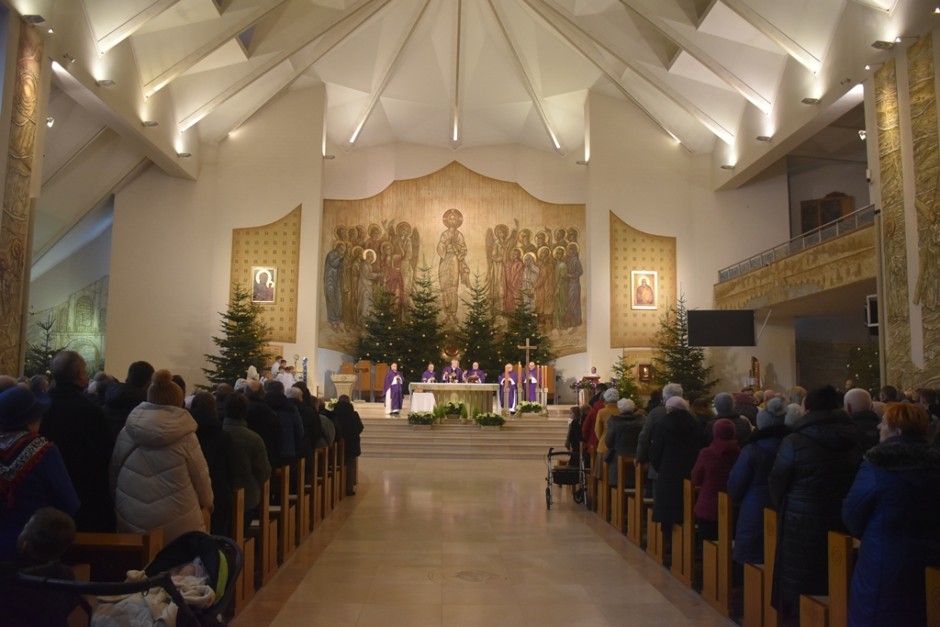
[544,447,586,510]
[14,531,242,626]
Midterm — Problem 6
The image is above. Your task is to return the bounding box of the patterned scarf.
[0,431,52,508]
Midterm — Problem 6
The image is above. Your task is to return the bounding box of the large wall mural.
[28,276,109,373]
[320,162,587,357]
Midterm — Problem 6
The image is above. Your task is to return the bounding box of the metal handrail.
[717,204,876,283]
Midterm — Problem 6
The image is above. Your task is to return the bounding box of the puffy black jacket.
[650,409,701,528]
[768,409,861,618]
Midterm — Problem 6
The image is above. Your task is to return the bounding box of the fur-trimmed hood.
[864,435,940,472]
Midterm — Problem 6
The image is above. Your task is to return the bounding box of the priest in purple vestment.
[525,361,539,402]
[442,359,462,384]
[384,363,403,416]
[498,364,518,415]
[464,362,486,383]
[421,363,437,383]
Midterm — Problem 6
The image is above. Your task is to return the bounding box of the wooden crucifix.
[517,337,538,365]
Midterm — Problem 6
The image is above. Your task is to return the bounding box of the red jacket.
[581,399,605,448]
[691,437,740,521]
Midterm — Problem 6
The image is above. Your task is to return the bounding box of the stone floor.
[230,458,735,627]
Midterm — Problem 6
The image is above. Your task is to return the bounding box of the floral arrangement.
[442,400,467,417]
[473,412,506,427]
[407,411,436,425]
[570,379,597,391]
[517,401,542,414]
[325,398,338,410]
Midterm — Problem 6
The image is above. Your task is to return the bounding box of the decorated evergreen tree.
[652,295,718,400]
[455,274,502,377]
[499,293,552,366]
[611,355,640,403]
[401,266,445,381]
[203,284,271,387]
[356,286,405,366]
[23,314,64,377]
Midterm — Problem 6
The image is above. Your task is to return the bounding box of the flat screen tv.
[687,309,756,347]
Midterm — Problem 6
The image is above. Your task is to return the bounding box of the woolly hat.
[757,397,787,429]
[603,388,620,403]
[714,392,734,416]
[147,369,184,407]
[0,387,51,431]
[617,398,636,413]
[712,418,736,441]
[665,396,689,411]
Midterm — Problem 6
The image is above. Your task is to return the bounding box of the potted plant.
[517,401,542,416]
[473,412,506,429]
[408,411,436,429]
[325,398,339,411]
[442,400,465,420]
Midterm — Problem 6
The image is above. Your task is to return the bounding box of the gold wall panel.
[230,207,301,343]
[320,162,587,358]
[609,214,676,348]
[714,228,877,311]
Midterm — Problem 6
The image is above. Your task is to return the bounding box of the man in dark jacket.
[40,351,116,532]
[331,396,363,496]
[102,361,154,439]
[844,387,880,452]
[244,380,282,472]
[704,392,753,447]
[287,386,322,482]
[263,380,304,467]
[768,385,861,627]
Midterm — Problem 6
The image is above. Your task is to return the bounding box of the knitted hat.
[714,392,734,416]
[147,370,184,407]
[665,396,689,411]
[603,388,620,403]
[713,418,736,441]
[617,398,636,413]
[757,397,787,429]
[0,387,51,431]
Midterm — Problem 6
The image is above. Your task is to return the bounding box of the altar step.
[359,417,571,460]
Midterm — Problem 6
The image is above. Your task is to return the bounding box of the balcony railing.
[717,204,876,283]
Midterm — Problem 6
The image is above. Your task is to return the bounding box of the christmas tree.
[611,355,640,403]
[499,293,552,366]
[203,284,272,387]
[23,314,64,377]
[455,274,502,376]
[401,266,445,381]
[356,286,405,366]
[652,295,718,400]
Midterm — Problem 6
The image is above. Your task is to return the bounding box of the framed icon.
[631,270,657,310]
[251,266,277,303]
[638,363,653,383]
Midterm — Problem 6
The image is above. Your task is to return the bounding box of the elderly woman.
[727,397,790,564]
[0,388,79,560]
[842,403,940,627]
[650,396,701,536]
[110,370,213,543]
[604,398,643,488]
[691,418,740,541]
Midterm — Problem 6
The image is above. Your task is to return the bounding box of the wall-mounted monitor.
[687,310,756,347]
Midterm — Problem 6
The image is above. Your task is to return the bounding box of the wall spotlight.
[176,152,192,158]
[865,62,884,71]
[22,15,45,24]
[756,135,773,142]
[575,159,588,165]
[95,79,116,87]
[858,129,867,141]
[801,97,821,105]
[45,116,54,128]
[323,154,336,160]
[141,120,159,127]
[871,40,896,50]
[720,164,735,171]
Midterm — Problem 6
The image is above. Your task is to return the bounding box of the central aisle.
[231,458,735,627]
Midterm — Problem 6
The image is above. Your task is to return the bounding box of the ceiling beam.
[142,0,287,97]
[487,0,563,153]
[527,0,732,147]
[178,0,386,132]
[81,0,181,55]
[451,0,463,147]
[618,0,773,113]
[348,0,434,144]
[720,0,821,73]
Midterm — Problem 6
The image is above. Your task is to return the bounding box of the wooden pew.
[613,456,636,534]
[743,507,777,627]
[336,443,346,502]
[319,445,333,518]
[926,566,940,626]
[64,529,164,582]
[66,563,92,627]
[799,531,855,627]
[702,491,736,617]
[291,458,309,544]
[247,479,277,586]
[598,456,610,522]
[268,465,295,564]
[584,443,597,512]
[230,487,255,615]
[646,509,665,565]
[671,479,696,588]
[626,462,652,547]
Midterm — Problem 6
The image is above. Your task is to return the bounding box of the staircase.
[356,403,572,460]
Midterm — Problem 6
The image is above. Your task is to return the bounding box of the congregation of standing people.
[567,378,940,627]
[0,351,364,621]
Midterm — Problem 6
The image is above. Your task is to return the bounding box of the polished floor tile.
[230,459,735,626]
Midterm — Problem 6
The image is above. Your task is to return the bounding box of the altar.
[408,382,500,418]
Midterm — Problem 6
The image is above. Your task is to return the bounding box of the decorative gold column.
[0,21,42,375]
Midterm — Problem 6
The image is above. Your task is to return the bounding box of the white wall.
[107,86,325,388]
[29,226,111,313]
[788,159,870,236]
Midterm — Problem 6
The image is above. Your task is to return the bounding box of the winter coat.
[691,436,740,522]
[223,417,271,510]
[246,399,282,471]
[636,404,668,480]
[195,413,235,536]
[650,409,701,528]
[850,409,880,453]
[102,382,147,440]
[41,383,116,532]
[726,424,789,564]
[332,401,364,458]
[264,393,304,465]
[605,412,643,487]
[768,409,861,616]
[110,403,213,543]
[594,403,620,455]
[842,435,940,627]
[703,414,753,448]
[581,399,605,449]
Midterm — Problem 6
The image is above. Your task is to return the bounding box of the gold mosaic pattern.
[609,214,676,348]
[230,207,301,343]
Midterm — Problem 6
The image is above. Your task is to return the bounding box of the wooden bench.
[290,458,309,544]
[742,507,778,627]
[64,529,164,582]
[247,479,277,586]
[671,479,696,588]
[268,465,296,564]
[626,462,653,548]
[702,491,736,617]
[612,456,636,534]
[583,443,597,512]
[230,487,255,615]
[799,531,855,627]
[598,456,610,522]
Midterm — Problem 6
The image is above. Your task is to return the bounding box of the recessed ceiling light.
[141,120,159,127]
[858,130,867,141]
[865,63,884,71]
[176,152,192,158]
[47,27,54,34]
[720,164,735,171]
[95,79,115,87]
[871,40,896,50]
[801,97,821,105]
[45,117,54,128]
[756,135,772,142]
